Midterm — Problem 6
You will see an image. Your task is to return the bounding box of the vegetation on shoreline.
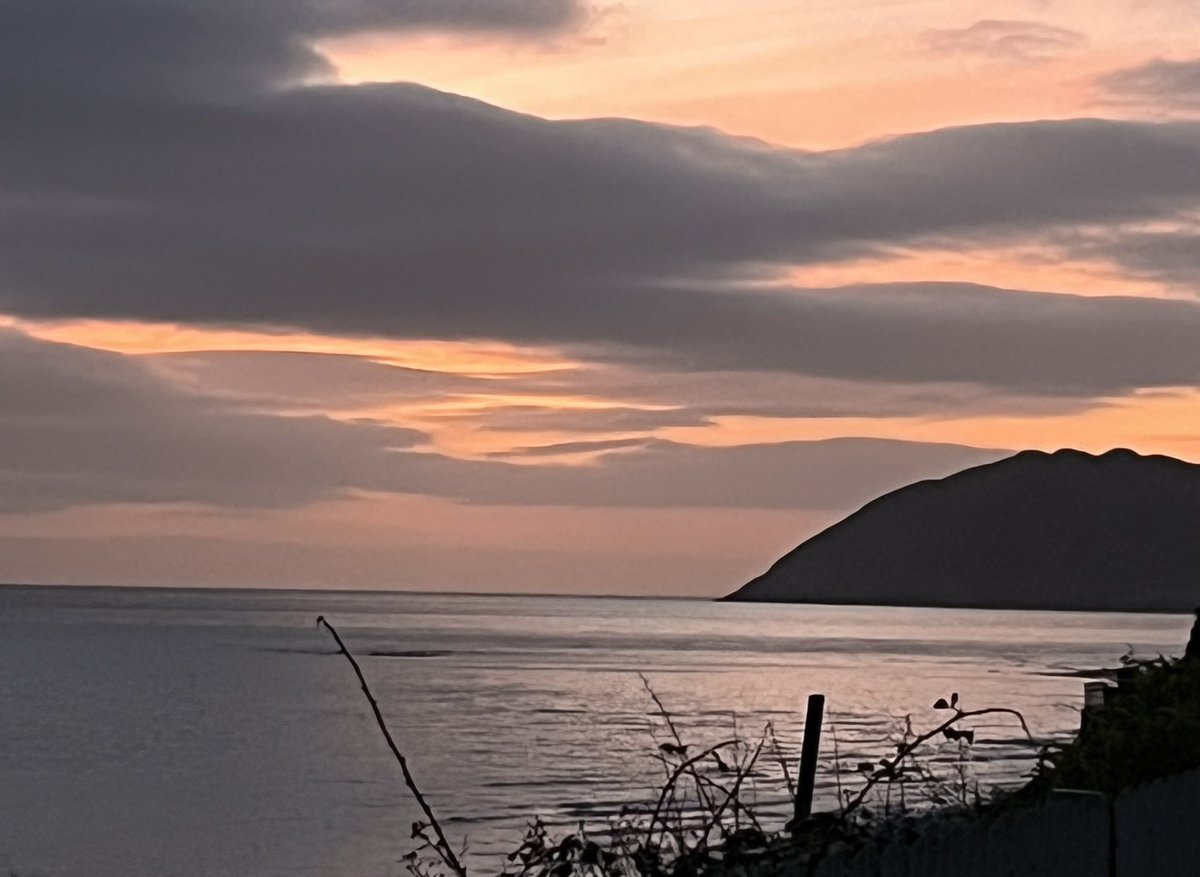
[317,616,1200,877]
[1030,650,1200,796]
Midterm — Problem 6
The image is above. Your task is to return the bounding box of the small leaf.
[580,842,601,866]
[950,692,959,708]
[933,698,950,710]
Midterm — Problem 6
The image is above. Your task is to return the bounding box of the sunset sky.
[3,0,1200,595]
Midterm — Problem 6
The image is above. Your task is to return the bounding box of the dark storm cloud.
[0,329,1006,513]
[921,20,1085,61]
[7,90,1200,325]
[5,0,1200,396]
[1098,57,1200,111]
[0,0,586,99]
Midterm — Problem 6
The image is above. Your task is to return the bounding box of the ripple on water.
[0,588,1189,877]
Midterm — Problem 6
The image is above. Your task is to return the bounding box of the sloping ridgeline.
[726,448,1200,611]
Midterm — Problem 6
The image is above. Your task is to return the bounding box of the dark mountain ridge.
[725,448,1200,612]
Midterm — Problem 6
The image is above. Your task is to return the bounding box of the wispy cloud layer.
[922,20,1086,61]
[0,328,1004,514]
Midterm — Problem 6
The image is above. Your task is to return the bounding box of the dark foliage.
[1036,653,1200,794]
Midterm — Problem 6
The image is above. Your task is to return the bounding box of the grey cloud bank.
[0,0,586,99]
[3,0,1200,400]
[4,84,1200,393]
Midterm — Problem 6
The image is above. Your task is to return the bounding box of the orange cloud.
[12,317,569,376]
[783,246,1171,298]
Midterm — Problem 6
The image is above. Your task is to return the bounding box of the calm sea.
[0,586,1189,877]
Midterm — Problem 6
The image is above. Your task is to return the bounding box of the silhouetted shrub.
[1037,654,1200,794]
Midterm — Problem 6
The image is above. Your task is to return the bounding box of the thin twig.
[317,616,468,877]
[840,705,1034,822]
[639,672,685,749]
[638,673,717,815]
[830,721,844,815]
[645,739,740,845]
[766,721,795,799]
[699,734,766,840]
[693,773,765,837]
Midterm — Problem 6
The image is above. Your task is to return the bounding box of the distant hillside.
[725,449,1200,612]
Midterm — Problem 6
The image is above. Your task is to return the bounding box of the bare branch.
[317,615,468,877]
[766,721,795,800]
[638,673,718,816]
[699,733,766,839]
[645,739,741,846]
[839,705,1034,822]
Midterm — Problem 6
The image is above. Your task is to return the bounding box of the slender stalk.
[317,615,467,877]
[638,673,717,814]
[639,672,685,749]
[767,721,795,800]
[830,721,844,815]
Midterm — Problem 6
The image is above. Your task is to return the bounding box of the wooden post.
[1081,681,1113,735]
[794,693,825,823]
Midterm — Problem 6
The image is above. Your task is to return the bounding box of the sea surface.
[0,586,1190,877]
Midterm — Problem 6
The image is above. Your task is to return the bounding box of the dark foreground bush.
[1034,653,1200,795]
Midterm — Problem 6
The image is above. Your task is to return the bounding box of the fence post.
[794,693,826,823]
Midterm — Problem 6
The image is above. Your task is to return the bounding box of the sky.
[3,0,1200,596]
